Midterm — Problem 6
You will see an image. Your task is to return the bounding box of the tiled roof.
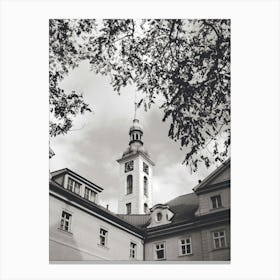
[116,214,151,228]
[166,192,199,224]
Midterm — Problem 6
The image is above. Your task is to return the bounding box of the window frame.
[67,177,81,195]
[59,210,72,233]
[156,211,163,222]
[178,237,192,256]
[84,186,96,202]
[210,194,222,209]
[129,242,137,259]
[143,162,149,175]
[126,174,133,195]
[154,241,166,260]
[126,202,132,214]
[212,230,227,249]
[99,228,108,247]
[143,176,148,197]
[144,203,148,214]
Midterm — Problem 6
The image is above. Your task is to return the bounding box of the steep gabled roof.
[193,158,230,194]
[50,168,103,192]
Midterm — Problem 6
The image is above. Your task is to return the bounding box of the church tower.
[117,117,155,214]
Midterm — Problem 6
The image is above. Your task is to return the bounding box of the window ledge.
[212,246,229,252]
[210,207,225,212]
[57,228,73,236]
[179,253,193,257]
[97,244,109,250]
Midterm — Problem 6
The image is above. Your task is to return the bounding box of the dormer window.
[156,212,162,222]
[84,187,96,202]
[67,177,81,195]
[211,195,222,209]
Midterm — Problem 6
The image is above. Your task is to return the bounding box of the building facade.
[49,118,230,262]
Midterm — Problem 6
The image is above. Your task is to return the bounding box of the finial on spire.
[133,91,138,120]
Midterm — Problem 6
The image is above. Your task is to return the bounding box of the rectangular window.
[84,187,96,202]
[130,242,137,259]
[126,203,132,214]
[155,242,166,260]
[213,230,227,249]
[99,228,108,247]
[60,211,72,232]
[211,195,222,209]
[67,177,81,195]
[179,237,192,255]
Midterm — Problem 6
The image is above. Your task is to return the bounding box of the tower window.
[144,203,149,214]
[127,175,133,194]
[144,176,148,197]
[126,203,132,214]
[136,134,138,140]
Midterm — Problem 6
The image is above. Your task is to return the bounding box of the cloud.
[50,62,219,213]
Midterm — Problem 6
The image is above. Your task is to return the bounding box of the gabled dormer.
[193,159,230,216]
[147,204,174,228]
[50,168,103,204]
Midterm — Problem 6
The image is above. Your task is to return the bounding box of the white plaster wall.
[145,231,203,261]
[118,154,153,214]
[49,195,144,261]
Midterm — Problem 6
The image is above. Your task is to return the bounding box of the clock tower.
[117,118,155,214]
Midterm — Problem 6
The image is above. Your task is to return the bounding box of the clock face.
[125,160,134,172]
[143,162,149,175]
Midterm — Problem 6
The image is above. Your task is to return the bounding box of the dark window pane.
[215,239,220,248]
[157,249,164,259]
[221,237,226,247]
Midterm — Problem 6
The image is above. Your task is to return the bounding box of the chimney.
[106,204,109,210]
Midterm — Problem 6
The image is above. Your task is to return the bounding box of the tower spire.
[134,101,138,120]
[133,90,138,120]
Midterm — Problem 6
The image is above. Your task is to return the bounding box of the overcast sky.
[50,60,219,212]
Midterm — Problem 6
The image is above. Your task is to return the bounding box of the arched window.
[127,175,133,194]
[144,203,148,213]
[144,176,148,197]
[156,212,162,222]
